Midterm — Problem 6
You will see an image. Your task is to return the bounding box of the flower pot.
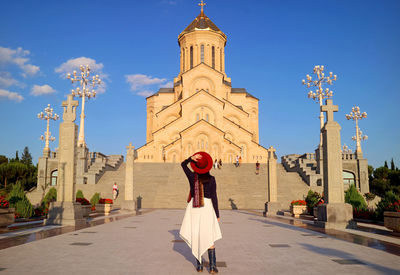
[384,211,400,233]
[95,204,113,215]
[290,205,308,218]
[0,208,15,227]
[313,207,318,218]
[81,205,92,217]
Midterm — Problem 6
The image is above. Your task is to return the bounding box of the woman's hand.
[191,154,202,162]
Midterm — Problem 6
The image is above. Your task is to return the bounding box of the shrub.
[14,197,33,218]
[90,192,101,206]
[7,183,34,218]
[345,184,367,210]
[305,190,321,210]
[353,208,375,220]
[42,187,57,206]
[99,198,113,204]
[41,187,57,216]
[291,200,306,206]
[375,191,400,220]
[76,190,84,199]
[76,197,90,205]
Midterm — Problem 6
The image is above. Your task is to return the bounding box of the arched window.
[343,171,355,185]
[201,140,204,149]
[196,113,200,121]
[197,141,200,149]
[212,46,215,69]
[173,154,176,163]
[51,170,58,186]
[206,114,209,122]
[201,45,204,63]
[190,46,193,69]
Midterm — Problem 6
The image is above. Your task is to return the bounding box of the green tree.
[21,146,33,166]
[0,155,8,165]
[384,160,388,168]
[0,162,37,190]
[390,158,395,171]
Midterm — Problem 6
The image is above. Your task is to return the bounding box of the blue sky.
[0,0,399,168]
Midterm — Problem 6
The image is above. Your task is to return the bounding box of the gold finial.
[198,0,206,15]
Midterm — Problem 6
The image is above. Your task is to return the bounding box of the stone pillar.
[357,158,369,194]
[316,99,353,229]
[121,142,136,211]
[75,146,89,185]
[264,146,281,216]
[45,94,85,226]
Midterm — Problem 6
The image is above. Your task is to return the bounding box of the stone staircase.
[85,154,124,185]
[276,163,322,210]
[130,163,269,210]
[281,154,322,186]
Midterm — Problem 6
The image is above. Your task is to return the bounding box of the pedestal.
[315,203,355,229]
[121,200,136,212]
[45,201,86,226]
[263,202,281,216]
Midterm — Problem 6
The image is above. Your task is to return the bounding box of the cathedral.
[136,4,268,163]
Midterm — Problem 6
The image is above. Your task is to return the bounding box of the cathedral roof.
[178,10,226,40]
[231,88,258,100]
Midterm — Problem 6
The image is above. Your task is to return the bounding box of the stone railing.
[342,153,355,160]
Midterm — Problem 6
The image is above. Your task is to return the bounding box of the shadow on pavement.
[300,243,400,274]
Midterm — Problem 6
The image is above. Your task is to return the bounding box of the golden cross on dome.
[198,0,206,13]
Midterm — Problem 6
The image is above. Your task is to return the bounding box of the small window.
[51,170,58,186]
[212,46,215,69]
[201,140,204,149]
[190,46,193,69]
[201,45,204,63]
[206,114,209,121]
[196,113,200,121]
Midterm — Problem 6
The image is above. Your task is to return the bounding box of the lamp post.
[37,104,59,156]
[67,65,101,147]
[302,65,337,147]
[342,144,352,154]
[346,106,367,156]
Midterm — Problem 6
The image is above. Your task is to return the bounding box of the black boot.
[196,259,203,272]
[208,248,218,274]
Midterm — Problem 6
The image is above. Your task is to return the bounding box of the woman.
[180,152,222,273]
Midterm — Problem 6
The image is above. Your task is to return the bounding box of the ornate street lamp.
[342,144,352,154]
[37,104,59,156]
[67,65,101,147]
[303,65,337,146]
[346,106,367,155]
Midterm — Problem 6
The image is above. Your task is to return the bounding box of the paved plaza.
[0,209,400,274]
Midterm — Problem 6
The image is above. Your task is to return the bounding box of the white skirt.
[179,198,222,263]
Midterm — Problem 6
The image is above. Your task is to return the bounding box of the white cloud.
[125,74,166,91]
[125,74,173,97]
[0,89,24,102]
[160,81,173,88]
[0,72,19,87]
[0,46,40,77]
[137,90,155,97]
[30,84,57,96]
[55,57,107,94]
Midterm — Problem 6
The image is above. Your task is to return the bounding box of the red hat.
[190,151,213,174]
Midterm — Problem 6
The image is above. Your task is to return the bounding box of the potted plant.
[0,196,15,227]
[76,197,91,217]
[384,199,400,233]
[96,198,113,215]
[290,200,308,217]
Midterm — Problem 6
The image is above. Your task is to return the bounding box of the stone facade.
[136,9,268,163]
